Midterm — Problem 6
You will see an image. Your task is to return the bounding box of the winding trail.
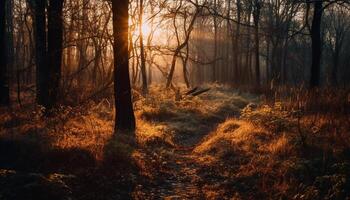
[134,140,209,199]
[133,91,252,199]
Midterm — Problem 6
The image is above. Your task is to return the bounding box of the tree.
[0,0,10,106]
[30,0,49,107]
[47,0,64,108]
[308,0,350,87]
[212,0,218,82]
[29,0,64,109]
[324,6,349,86]
[112,0,136,132]
[166,3,200,88]
[139,0,148,95]
[252,0,261,87]
[310,0,323,88]
[233,0,241,84]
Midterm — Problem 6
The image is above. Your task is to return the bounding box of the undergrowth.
[0,84,349,199]
[194,86,350,199]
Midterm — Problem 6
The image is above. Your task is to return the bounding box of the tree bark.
[112,0,136,132]
[181,44,190,88]
[212,0,217,82]
[139,0,148,95]
[31,0,49,107]
[0,0,10,106]
[233,0,241,84]
[310,0,323,88]
[253,0,261,87]
[47,0,64,109]
[6,0,14,83]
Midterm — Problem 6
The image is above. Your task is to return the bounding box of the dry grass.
[135,84,256,147]
[0,100,137,199]
[193,119,297,198]
[192,86,350,199]
[0,84,255,172]
[1,85,349,199]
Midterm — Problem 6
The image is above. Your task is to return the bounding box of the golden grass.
[193,91,350,199]
[1,85,349,199]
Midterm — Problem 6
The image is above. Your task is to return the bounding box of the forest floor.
[0,85,350,200]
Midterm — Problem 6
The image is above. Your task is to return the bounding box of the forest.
[0,0,350,199]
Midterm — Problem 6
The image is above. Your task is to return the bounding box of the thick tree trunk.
[47,0,64,109]
[32,0,49,107]
[112,0,136,132]
[310,0,323,88]
[0,0,10,106]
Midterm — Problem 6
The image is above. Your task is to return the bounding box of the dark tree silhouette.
[112,0,136,132]
[310,0,323,88]
[31,0,49,107]
[47,0,64,108]
[253,0,261,87]
[0,0,10,106]
[29,0,64,109]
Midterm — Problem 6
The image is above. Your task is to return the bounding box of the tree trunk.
[331,37,341,86]
[224,0,230,83]
[181,44,190,88]
[139,0,148,95]
[244,4,252,85]
[265,37,270,84]
[212,0,217,82]
[47,0,64,109]
[77,0,89,86]
[166,9,198,88]
[233,0,241,84]
[112,0,136,132]
[310,0,323,88]
[32,0,49,107]
[253,0,261,87]
[6,0,14,83]
[0,0,10,106]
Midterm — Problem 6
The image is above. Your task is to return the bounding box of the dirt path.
[135,148,205,199]
[133,88,256,199]
[133,92,250,199]
[134,139,210,199]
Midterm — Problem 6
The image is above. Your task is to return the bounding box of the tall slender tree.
[112,0,136,132]
[139,0,148,95]
[0,0,10,106]
[253,0,261,87]
[310,0,323,88]
[212,0,218,82]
